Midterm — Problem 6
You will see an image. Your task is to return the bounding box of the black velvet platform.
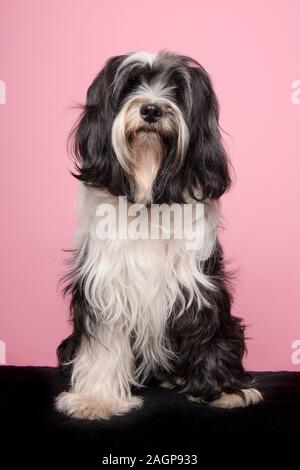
[1,366,300,467]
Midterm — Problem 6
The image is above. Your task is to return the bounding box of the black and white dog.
[56,51,262,419]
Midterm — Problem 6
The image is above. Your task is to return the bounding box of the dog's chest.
[77,185,218,324]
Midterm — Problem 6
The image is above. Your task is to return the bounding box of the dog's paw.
[210,388,263,409]
[55,392,143,420]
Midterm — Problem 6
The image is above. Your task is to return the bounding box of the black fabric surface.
[0,366,300,467]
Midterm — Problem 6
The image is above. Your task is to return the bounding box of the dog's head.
[71,51,231,204]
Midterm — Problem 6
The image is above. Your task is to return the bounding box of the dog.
[55,50,262,420]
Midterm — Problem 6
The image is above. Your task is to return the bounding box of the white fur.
[210,389,263,408]
[56,185,220,418]
[56,51,258,420]
[111,87,190,190]
[122,51,157,67]
[78,185,218,373]
[187,388,263,408]
[56,324,143,419]
[112,51,157,98]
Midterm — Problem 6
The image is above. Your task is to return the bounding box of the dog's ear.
[69,55,125,186]
[186,66,231,200]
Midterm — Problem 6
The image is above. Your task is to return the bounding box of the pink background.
[0,0,299,370]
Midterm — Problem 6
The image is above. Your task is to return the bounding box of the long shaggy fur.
[56,50,262,419]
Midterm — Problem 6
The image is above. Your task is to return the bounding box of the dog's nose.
[140,104,163,123]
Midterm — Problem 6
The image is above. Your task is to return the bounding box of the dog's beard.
[112,93,189,204]
[129,130,164,203]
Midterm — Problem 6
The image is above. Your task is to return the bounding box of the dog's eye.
[127,75,141,90]
[116,73,144,104]
[173,86,183,100]
[168,85,185,108]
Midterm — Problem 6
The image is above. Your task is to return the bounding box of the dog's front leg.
[55,325,142,420]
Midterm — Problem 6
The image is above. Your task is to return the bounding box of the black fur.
[68,52,231,204]
[163,241,254,400]
[57,246,93,372]
[69,55,134,200]
[58,50,255,403]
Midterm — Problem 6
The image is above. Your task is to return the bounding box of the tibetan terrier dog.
[56,50,262,419]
